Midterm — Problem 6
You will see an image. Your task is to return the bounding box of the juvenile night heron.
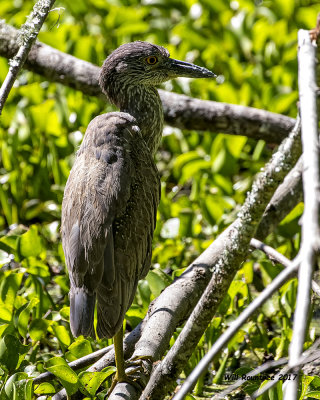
[61,41,215,390]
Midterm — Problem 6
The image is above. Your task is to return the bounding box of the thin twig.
[33,344,113,384]
[250,238,320,297]
[213,358,287,399]
[0,0,55,115]
[250,238,292,267]
[217,339,320,399]
[284,29,320,400]
[253,342,320,398]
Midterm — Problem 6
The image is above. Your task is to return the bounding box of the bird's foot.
[106,355,153,397]
[125,355,153,381]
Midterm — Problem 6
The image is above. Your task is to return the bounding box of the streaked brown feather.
[61,112,160,338]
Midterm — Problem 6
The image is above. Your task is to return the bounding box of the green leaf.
[280,279,297,319]
[51,325,72,348]
[45,357,79,395]
[60,306,70,320]
[180,159,211,184]
[4,373,29,400]
[79,370,113,396]
[68,338,92,359]
[0,305,13,323]
[34,382,56,395]
[54,275,70,294]
[305,391,320,399]
[0,235,18,254]
[29,318,50,341]
[235,366,253,376]
[0,324,13,337]
[279,203,304,237]
[173,151,201,179]
[17,297,39,337]
[21,257,50,279]
[0,272,24,308]
[300,376,314,400]
[0,335,29,373]
[146,269,171,297]
[17,225,43,259]
[312,377,320,388]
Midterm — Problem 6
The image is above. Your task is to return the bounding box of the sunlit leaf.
[79,370,114,396]
[17,225,43,259]
[0,335,29,373]
[68,338,92,359]
[34,382,56,395]
[17,297,39,337]
[29,318,51,341]
[45,357,79,395]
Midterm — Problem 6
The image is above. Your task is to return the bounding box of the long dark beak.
[167,58,216,79]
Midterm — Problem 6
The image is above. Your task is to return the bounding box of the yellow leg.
[107,328,127,396]
[107,328,148,395]
[114,328,126,382]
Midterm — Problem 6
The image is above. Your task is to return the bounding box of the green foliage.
[0,0,318,398]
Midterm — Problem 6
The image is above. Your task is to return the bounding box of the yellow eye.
[146,56,158,65]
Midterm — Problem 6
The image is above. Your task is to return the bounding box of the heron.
[61,41,215,391]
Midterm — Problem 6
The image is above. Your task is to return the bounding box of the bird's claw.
[107,355,153,397]
[106,373,143,398]
[125,355,152,374]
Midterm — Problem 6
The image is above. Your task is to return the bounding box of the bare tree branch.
[284,30,320,400]
[251,238,294,267]
[0,20,296,142]
[255,156,303,240]
[0,0,55,114]
[34,345,113,385]
[251,238,320,297]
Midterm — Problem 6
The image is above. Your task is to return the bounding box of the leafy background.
[0,0,319,398]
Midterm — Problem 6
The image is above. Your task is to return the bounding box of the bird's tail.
[69,287,96,337]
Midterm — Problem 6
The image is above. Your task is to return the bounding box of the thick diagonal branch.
[255,156,303,239]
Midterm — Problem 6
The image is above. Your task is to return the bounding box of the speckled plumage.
[62,111,159,338]
[61,41,215,339]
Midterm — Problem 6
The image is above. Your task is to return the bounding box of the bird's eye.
[146,56,158,65]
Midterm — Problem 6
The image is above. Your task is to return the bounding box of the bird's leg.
[107,329,126,396]
[107,329,151,396]
[113,328,126,382]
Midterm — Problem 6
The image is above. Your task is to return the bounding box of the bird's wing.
[95,120,161,338]
[61,113,137,336]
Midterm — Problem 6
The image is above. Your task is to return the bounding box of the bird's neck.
[112,84,164,155]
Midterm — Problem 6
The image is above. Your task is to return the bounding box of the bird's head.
[99,41,215,102]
